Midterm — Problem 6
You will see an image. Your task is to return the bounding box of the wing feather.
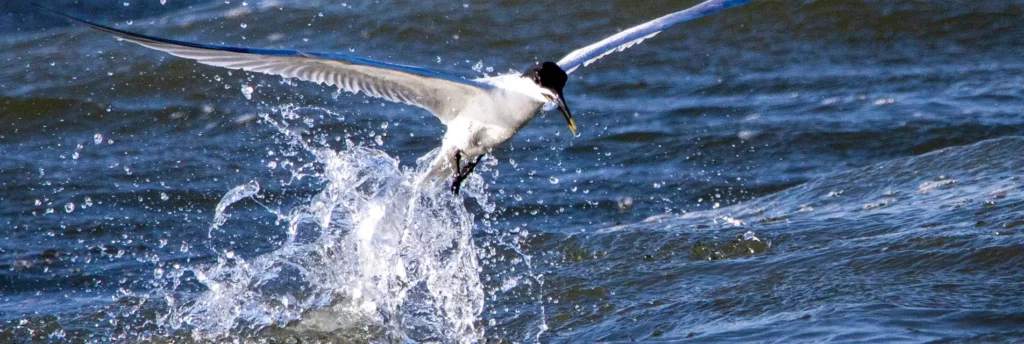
[45,7,489,123]
[556,0,751,74]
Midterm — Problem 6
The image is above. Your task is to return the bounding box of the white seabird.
[40,0,750,194]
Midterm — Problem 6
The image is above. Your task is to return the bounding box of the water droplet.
[549,176,559,184]
[160,192,169,201]
[240,84,253,99]
[93,133,103,145]
[239,23,248,29]
[83,197,93,207]
[211,180,260,230]
[124,166,132,175]
[160,0,166,5]
[380,121,389,130]
[472,60,484,73]
[34,199,42,206]
[72,152,80,160]
[617,197,634,212]
[64,202,75,213]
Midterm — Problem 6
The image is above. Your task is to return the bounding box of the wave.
[540,137,1024,341]
[611,135,1024,239]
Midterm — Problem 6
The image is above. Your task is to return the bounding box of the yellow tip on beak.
[553,92,576,136]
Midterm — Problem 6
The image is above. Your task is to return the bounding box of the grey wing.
[58,11,489,123]
[556,0,751,74]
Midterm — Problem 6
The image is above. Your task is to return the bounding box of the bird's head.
[523,61,575,135]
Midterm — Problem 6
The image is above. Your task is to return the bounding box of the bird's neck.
[481,74,549,104]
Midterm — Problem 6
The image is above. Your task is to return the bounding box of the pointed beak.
[555,91,576,135]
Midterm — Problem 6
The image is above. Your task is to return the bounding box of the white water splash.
[158,106,486,342]
[210,180,260,234]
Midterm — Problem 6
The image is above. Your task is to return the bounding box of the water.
[2,0,1024,342]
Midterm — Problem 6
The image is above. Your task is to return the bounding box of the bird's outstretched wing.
[43,7,490,123]
[556,0,751,74]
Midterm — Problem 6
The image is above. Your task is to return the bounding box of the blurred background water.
[2,0,1024,342]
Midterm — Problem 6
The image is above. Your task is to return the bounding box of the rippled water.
[2,0,1024,342]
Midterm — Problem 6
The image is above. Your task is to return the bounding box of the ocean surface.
[2,0,1024,342]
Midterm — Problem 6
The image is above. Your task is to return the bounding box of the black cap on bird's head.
[523,61,575,135]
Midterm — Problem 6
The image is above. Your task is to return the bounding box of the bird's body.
[419,74,548,184]
[39,0,751,194]
[447,75,549,158]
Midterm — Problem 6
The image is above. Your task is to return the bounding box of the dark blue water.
[2,0,1024,342]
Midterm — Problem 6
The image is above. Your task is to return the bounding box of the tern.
[41,0,750,194]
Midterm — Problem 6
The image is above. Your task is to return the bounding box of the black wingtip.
[32,3,102,30]
[31,3,172,50]
[32,2,75,20]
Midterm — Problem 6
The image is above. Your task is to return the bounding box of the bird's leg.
[450,151,485,195]
[454,149,462,174]
[451,150,465,195]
